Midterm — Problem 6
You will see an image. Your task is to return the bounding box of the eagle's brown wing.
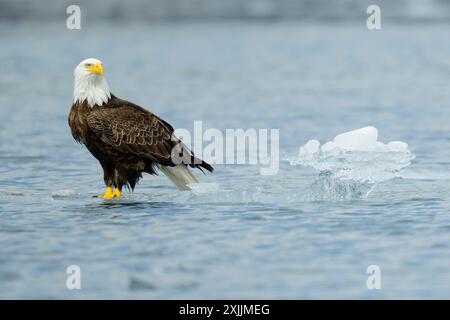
[86,97,213,172]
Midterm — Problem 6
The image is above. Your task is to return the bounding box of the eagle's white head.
[73,58,111,107]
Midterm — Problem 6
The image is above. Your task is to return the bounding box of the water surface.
[1,21,450,299]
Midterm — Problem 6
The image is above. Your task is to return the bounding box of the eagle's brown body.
[68,95,213,191]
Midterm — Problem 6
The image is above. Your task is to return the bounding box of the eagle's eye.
[85,63,93,67]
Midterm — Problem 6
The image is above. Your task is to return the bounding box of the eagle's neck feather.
[73,75,111,107]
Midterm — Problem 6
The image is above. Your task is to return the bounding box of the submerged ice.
[290,126,415,200]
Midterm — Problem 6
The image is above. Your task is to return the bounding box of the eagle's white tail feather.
[157,165,198,191]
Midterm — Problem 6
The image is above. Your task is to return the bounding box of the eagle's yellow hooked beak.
[87,63,104,75]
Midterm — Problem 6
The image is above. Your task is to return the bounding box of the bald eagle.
[68,58,213,199]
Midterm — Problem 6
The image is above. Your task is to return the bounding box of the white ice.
[299,126,409,155]
[291,126,415,184]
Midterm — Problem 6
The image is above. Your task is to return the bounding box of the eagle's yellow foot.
[113,188,122,198]
[98,187,115,199]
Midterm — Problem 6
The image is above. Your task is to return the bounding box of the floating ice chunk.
[334,126,378,151]
[321,141,337,153]
[290,126,415,184]
[375,141,388,152]
[299,139,320,157]
[387,141,408,152]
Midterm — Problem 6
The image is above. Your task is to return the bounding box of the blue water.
[1,21,450,299]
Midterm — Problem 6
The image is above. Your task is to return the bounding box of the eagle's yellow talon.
[98,187,114,199]
[113,188,121,198]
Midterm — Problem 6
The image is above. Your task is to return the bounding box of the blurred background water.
[0,0,450,299]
